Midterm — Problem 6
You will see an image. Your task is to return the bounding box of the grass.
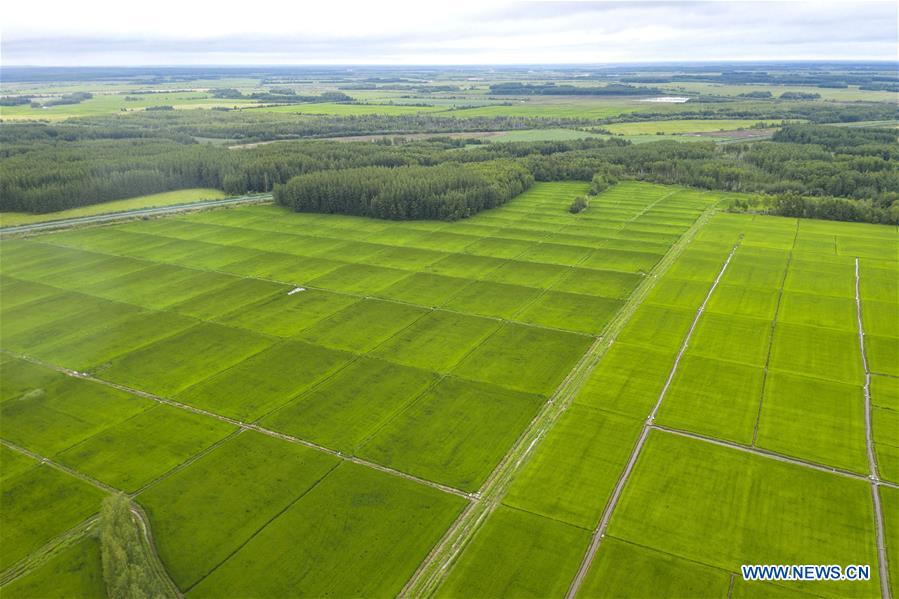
[261,357,439,452]
[552,268,643,299]
[616,305,696,352]
[486,128,606,142]
[756,371,867,473]
[881,487,899,598]
[483,259,570,287]
[784,266,856,298]
[258,102,446,116]
[866,335,899,377]
[0,189,229,227]
[306,263,412,295]
[1,290,134,347]
[169,277,286,320]
[98,322,275,396]
[517,242,593,267]
[578,537,731,599]
[687,313,772,368]
[0,444,38,482]
[32,310,198,372]
[778,291,858,332]
[574,342,675,418]
[6,181,892,595]
[0,356,66,403]
[0,92,257,121]
[705,283,781,320]
[55,404,236,492]
[452,322,593,396]
[80,263,237,310]
[768,323,864,385]
[0,536,105,599]
[0,375,152,456]
[861,299,899,338]
[504,405,642,529]
[378,272,473,306]
[645,276,711,310]
[436,505,591,598]
[579,248,662,273]
[370,310,501,372]
[515,291,623,335]
[605,119,790,136]
[215,288,359,337]
[859,262,899,303]
[443,280,543,319]
[607,431,880,599]
[188,462,466,598]
[359,377,544,491]
[1,465,106,570]
[657,354,765,445]
[138,431,339,589]
[873,406,899,483]
[296,298,428,353]
[175,340,352,421]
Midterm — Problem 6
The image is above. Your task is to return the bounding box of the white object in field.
[288,287,306,295]
[640,96,691,103]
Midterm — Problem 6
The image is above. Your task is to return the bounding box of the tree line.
[99,494,174,599]
[0,133,618,213]
[2,117,895,225]
[274,160,533,220]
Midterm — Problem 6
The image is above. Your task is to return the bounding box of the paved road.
[0,194,273,236]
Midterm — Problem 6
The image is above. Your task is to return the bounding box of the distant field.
[604,118,795,135]
[0,92,257,120]
[2,180,896,598]
[487,128,606,142]
[437,97,649,119]
[256,102,447,116]
[650,81,899,102]
[0,188,228,227]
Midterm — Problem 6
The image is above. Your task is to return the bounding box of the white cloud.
[2,0,896,65]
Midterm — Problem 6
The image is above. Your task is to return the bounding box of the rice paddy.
[1,181,896,598]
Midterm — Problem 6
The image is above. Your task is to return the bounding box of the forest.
[1,122,896,223]
[274,160,533,220]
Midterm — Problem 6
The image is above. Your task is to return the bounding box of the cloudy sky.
[2,0,897,65]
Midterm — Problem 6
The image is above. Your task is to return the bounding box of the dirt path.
[751,220,798,447]
[129,504,183,598]
[854,257,892,599]
[653,424,899,489]
[400,206,721,598]
[0,194,272,236]
[0,441,180,596]
[566,241,740,598]
[3,351,474,501]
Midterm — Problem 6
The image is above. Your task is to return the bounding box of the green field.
[0,189,229,227]
[257,102,447,116]
[604,118,793,135]
[2,179,896,598]
[0,92,258,120]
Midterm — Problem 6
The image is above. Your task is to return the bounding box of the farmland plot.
[433,210,896,598]
[12,181,894,598]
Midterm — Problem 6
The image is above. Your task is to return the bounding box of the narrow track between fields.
[0,194,272,236]
[401,204,721,598]
[854,257,893,599]
[2,350,475,501]
[751,219,799,447]
[566,240,740,598]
